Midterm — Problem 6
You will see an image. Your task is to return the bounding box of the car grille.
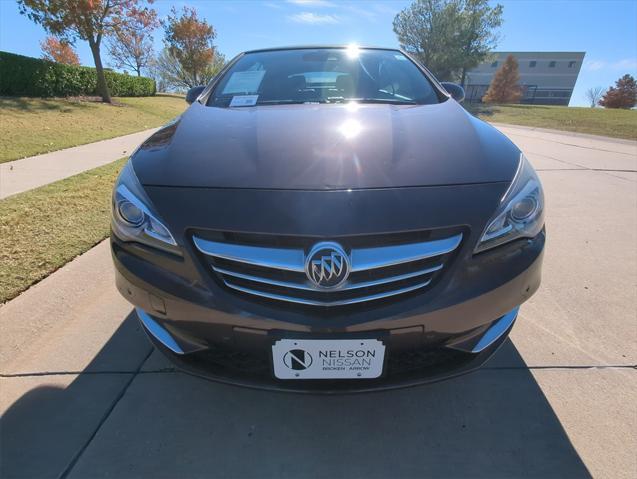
[192,231,463,307]
[180,342,470,383]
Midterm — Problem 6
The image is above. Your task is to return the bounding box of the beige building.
[464,51,586,105]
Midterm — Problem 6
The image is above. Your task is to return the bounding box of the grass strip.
[0,96,185,163]
[467,104,637,140]
[0,158,126,303]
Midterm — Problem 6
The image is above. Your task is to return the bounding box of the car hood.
[132,99,520,190]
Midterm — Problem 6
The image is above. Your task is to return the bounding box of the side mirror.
[186,85,206,104]
[440,82,465,103]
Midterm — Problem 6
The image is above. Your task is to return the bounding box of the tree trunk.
[460,68,466,87]
[88,39,112,103]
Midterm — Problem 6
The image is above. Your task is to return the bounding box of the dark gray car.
[111,46,545,392]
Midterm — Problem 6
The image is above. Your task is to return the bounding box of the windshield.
[207,48,441,107]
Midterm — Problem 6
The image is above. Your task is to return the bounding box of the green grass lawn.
[466,103,637,140]
[0,158,125,303]
[0,95,185,163]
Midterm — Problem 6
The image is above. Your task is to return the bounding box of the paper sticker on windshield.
[222,70,265,94]
[229,95,259,107]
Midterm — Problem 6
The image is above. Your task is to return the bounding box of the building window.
[491,61,498,68]
[529,61,536,68]
[549,61,556,68]
[568,61,576,68]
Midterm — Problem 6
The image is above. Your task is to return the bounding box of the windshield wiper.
[354,98,418,105]
[255,99,329,105]
[325,97,418,105]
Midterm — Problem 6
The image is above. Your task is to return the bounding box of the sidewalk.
[0,128,157,199]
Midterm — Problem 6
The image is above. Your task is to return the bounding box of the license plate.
[272,339,385,380]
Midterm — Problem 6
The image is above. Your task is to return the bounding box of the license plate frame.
[272,338,386,380]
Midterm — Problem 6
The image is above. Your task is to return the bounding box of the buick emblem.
[305,242,350,289]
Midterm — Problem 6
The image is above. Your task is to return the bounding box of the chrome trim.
[193,232,462,307]
[193,237,305,272]
[223,279,432,306]
[350,234,462,271]
[213,263,443,292]
[194,234,462,274]
[136,308,184,355]
[471,307,519,353]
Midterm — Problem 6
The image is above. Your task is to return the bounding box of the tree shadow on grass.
[1,311,592,478]
[0,96,125,113]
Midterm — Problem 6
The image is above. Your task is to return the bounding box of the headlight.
[475,153,544,253]
[111,161,180,255]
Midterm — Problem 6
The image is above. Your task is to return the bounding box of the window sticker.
[229,95,259,107]
[222,70,266,94]
[394,54,408,61]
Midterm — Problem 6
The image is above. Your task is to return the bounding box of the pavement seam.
[502,131,637,155]
[56,346,154,479]
[491,122,637,146]
[2,364,635,378]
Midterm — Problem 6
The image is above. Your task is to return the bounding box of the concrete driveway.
[1,125,636,478]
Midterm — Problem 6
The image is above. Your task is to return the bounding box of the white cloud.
[612,58,637,71]
[287,12,341,24]
[287,0,335,7]
[584,60,606,71]
[584,58,637,72]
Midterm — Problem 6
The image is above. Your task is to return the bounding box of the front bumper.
[138,306,518,393]
[112,229,544,393]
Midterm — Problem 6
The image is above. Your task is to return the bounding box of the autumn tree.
[585,86,604,108]
[162,6,216,87]
[482,54,521,103]
[599,74,637,109]
[393,0,503,82]
[107,7,158,76]
[18,0,157,103]
[40,36,80,65]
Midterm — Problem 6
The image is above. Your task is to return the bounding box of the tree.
[393,0,503,82]
[585,86,604,108]
[19,0,157,103]
[107,8,158,76]
[155,47,225,91]
[40,36,80,65]
[162,6,216,87]
[482,54,521,103]
[599,74,637,109]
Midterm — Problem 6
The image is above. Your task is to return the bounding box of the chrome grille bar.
[193,232,463,307]
[193,237,305,272]
[350,234,462,271]
[212,263,443,292]
[224,279,433,307]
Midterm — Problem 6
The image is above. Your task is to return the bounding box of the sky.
[1,0,636,106]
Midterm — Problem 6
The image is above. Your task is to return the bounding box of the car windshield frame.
[204,47,445,108]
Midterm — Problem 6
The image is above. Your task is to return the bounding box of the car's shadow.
[1,311,591,478]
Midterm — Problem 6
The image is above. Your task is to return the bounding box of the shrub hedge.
[0,51,156,97]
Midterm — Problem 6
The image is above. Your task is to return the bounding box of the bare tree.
[585,86,604,108]
[107,10,159,76]
[155,47,226,91]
